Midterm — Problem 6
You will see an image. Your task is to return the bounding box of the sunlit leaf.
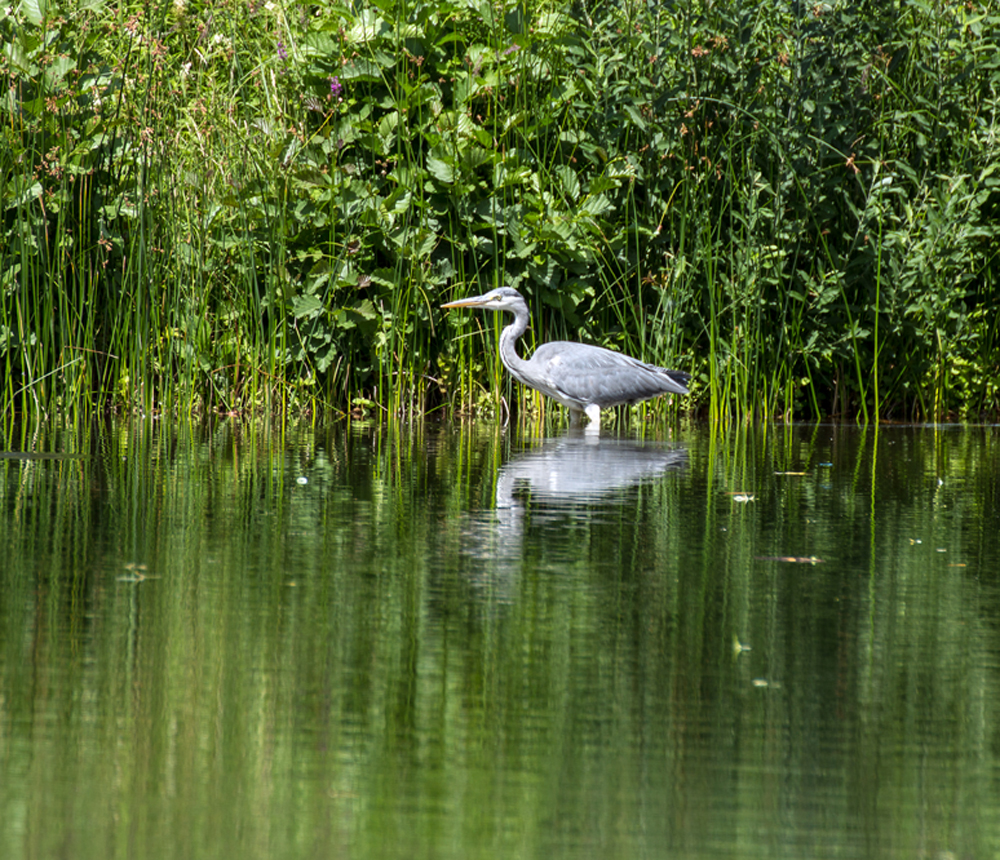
[293,295,324,320]
[21,0,47,25]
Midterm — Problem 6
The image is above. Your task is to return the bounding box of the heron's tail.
[662,369,691,393]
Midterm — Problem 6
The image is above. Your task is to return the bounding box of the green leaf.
[377,111,400,151]
[426,154,454,184]
[315,344,338,373]
[349,299,378,321]
[292,295,324,319]
[346,9,388,44]
[7,181,42,209]
[340,58,383,82]
[21,0,47,26]
[623,104,647,131]
[556,165,580,201]
[44,54,74,88]
[579,194,612,218]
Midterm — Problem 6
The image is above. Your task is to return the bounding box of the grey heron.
[441,287,689,429]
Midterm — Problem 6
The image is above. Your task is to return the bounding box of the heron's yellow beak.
[441,296,488,309]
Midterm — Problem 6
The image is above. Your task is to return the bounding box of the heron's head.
[441,287,525,313]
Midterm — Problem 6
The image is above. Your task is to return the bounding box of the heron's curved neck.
[498,304,531,380]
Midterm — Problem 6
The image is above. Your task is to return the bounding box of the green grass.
[1,0,998,424]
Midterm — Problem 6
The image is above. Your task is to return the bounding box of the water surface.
[1,421,998,859]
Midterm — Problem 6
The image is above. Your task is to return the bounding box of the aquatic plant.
[1,0,997,423]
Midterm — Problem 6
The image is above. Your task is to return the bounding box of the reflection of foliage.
[2,421,998,857]
[0,0,997,419]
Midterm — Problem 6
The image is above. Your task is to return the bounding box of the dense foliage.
[2,0,998,422]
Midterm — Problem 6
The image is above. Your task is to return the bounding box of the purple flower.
[277,41,288,61]
[330,76,342,96]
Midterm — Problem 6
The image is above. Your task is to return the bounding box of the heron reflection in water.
[441,287,690,431]
[459,436,689,604]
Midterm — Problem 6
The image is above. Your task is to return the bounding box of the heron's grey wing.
[528,342,688,409]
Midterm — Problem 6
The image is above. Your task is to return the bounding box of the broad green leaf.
[426,154,454,184]
[7,181,42,209]
[302,33,337,55]
[579,194,612,218]
[292,295,324,319]
[350,299,378,321]
[21,0,47,26]
[4,39,33,74]
[315,344,338,373]
[458,145,493,171]
[347,9,387,45]
[339,58,382,82]
[623,104,647,131]
[410,231,437,257]
[377,111,400,150]
[556,165,580,201]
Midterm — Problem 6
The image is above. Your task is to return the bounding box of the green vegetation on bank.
[2,0,998,424]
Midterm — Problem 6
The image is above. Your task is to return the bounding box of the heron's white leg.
[584,404,601,435]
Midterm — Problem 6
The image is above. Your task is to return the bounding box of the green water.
[1,421,998,860]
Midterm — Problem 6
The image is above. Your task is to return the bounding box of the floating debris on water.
[755,556,824,564]
[117,563,158,583]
